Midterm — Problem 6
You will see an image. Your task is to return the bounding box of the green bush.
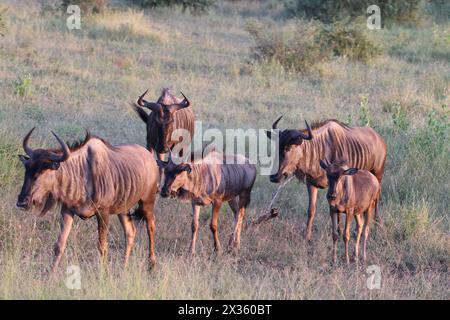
[245,19,325,73]
[425,0,450,23]
[317,18,383,63]
[131,0,216,14]
[14,74,33,98]
[246,19,382,74]
[285,0,422,27]
[61,0,108,14]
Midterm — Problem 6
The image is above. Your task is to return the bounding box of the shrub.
[316,18,383,63]
[285,0,422,27]
[14,74,33,98]
[425,0,450,23]
[131,0,216,14]
[246,19,382,74]
[245,19,325,74]
[61,0,108,14]
[412,105,450,159]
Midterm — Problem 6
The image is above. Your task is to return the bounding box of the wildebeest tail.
[374,189,382,225]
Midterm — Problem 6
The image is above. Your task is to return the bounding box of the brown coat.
[17,130,159,271]
[158,151,257,254]
[267,118,386,241]
[320,160,380,264]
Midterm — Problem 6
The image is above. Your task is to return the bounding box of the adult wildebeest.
[132,88,194,160]
[266,117,386,241]
[16,128,159,272]
[319,159,380,264]
[157,151,257,254]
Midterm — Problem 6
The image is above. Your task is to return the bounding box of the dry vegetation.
[0,0,449,299]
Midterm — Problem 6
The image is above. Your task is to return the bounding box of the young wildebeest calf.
[157,151,257,254]
[16,129,159,271]
[319,159,380,264]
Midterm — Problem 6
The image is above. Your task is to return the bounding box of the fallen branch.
[247,175,294,228]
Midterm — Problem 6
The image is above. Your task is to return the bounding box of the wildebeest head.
[137,89,190,153]
[319,159,358,201]
[266,116,313,183]
[16,128,70,215]
[156,153,192,198]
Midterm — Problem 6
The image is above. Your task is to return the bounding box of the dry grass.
[87,8,166,43]
[0,0,448,299]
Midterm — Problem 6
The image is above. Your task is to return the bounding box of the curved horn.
[166,92,190,113]
[298,120,313,140]
[137,90,162,112]
[137,89,148,107]
[178,91,190,108]
[272,116,283,130]
[23,127,36,157]
[48,131,70,162]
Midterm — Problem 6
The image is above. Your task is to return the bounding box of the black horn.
[167,92,190,113]
[178,91,190,108]
[137,90,162,112]
[22,127,36,157]
[272,116,283,130]
[48,131,70,162]
[298,120,313,140]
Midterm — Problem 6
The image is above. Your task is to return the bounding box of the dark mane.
[66,132,112,152]
[308,119,350,130]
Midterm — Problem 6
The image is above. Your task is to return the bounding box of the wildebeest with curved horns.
[266,117,386,241]
[157,151,257,254]
[132,88,194,161]
[16,128,159,271]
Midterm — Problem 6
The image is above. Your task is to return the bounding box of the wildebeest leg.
[118,213,136,268]
[156,153,166,187]
[227,197,239,251]
[305,183,318,241]
[234,191,251,251]
[331,211,339,264]
[142,195,157,268]
[190,203,201,256]
[96,213,110,265]
[211,201,222,253]
[373,170,384,225]
[337,214,343,236]
[362,205,374,263]
[354,213,364,263]
[343,211,353,265]
[51,208,74,273]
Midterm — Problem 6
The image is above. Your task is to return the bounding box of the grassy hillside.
[0,0,448,299]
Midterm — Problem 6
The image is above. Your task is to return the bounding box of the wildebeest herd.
[15,88,387,272]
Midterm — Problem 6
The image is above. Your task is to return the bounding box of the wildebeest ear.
[156,159,167,168]
[319,159,328,170]
[344,168,358,175]
[18,155,29,163]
